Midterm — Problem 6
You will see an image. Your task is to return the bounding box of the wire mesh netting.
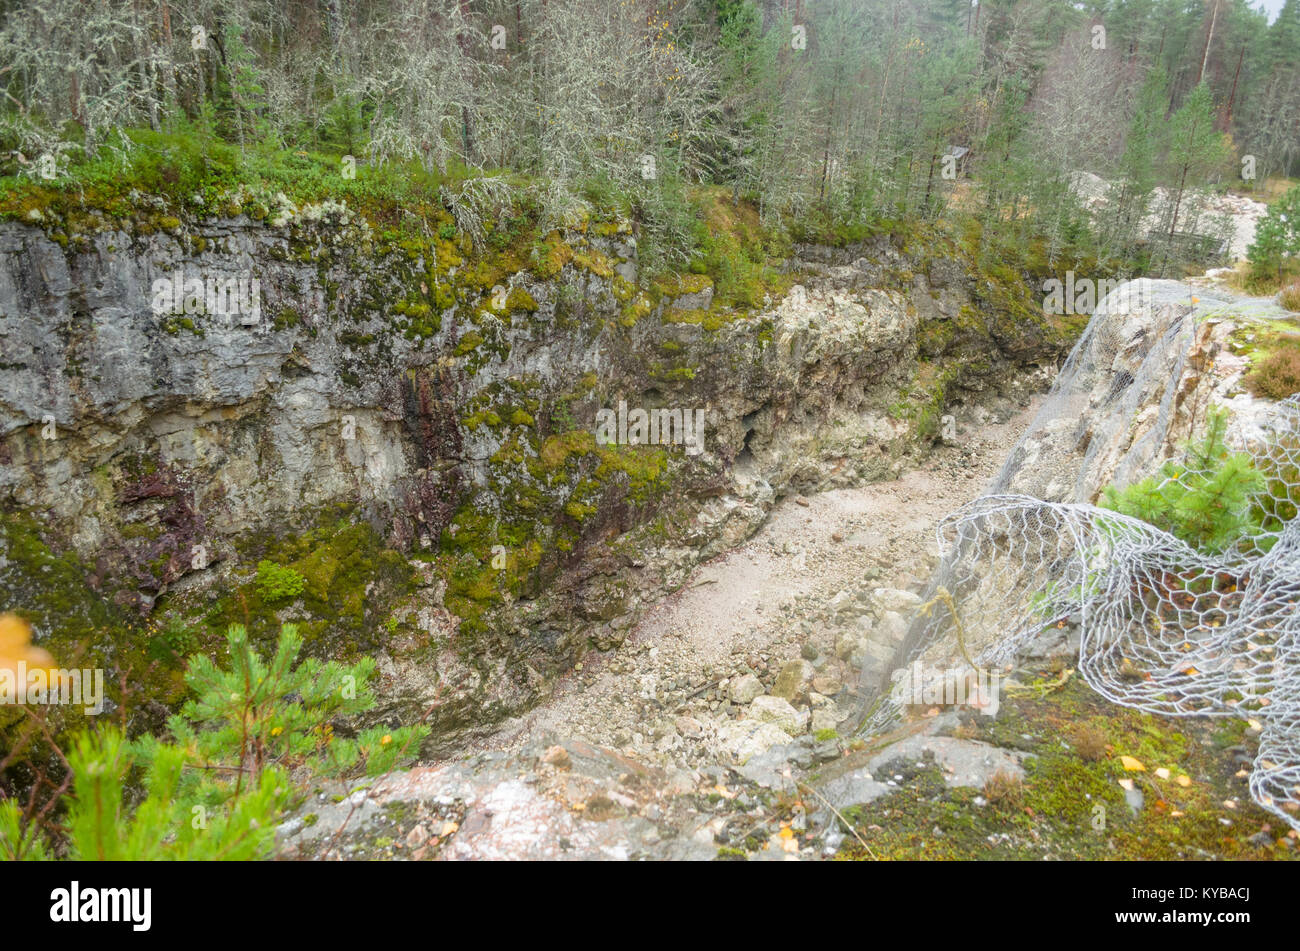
[863,276,1300,832]
[989,278,1288,504]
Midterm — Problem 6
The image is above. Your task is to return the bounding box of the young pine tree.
[1103,409,1266,552]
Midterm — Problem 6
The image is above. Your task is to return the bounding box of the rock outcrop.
[0,201,1064,748]
[992,278,1295,504]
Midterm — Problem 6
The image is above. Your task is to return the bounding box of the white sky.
[1254,0,1285,24]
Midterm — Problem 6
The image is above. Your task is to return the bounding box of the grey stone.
[748,695,809,734]
[728,673,764,704]
[873,587,923,613]
[714,719,794,764]
[820,769,891,811]
[772,659,814,701]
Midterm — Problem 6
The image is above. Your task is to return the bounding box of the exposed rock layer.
[0,209,1064,747]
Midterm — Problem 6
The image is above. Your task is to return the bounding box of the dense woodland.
[1,0,1297,275]
[0,0,1294,275]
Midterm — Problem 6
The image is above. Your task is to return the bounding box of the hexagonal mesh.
[867,395,1300,832]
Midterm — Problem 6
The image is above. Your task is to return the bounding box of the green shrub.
[1,623,429,860]
[169,623,428,782]
[1102,409,1265,552]
[1247,184,1300,284]
[255,559,306,602]
[0,726,287,861]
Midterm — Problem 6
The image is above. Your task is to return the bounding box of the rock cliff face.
[0,203,1064,748]
[992,277,1296,504]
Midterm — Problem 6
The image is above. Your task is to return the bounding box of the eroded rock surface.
[1,209,1062,748]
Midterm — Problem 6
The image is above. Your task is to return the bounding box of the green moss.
[119,521,163,541]
[463,409,502,430]
[539,430,598,471]
[205,512,415,656]
[255,560,307,603]
[650,364,697,382]
[455,330,485,355]
[662,305,750,333]
[572,248,615,279]
[529,233,574,279]
[619,291,655,327]
[889,362,958,441]
[563,500,597,521]
[0,511,187,751]
[161,316,202,337]
[273,307,302,331]
[505,287,538,313]
[837,675,1295,861]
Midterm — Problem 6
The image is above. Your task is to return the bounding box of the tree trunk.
[1199,0,1218,85]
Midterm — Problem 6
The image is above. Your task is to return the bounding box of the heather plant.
[1246,336,1300,401]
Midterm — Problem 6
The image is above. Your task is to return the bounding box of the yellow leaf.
[1120,755,1146,771]
[1176,775,1192,787]
[0,613,55,674]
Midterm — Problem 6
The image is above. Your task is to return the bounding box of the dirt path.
[473,396,1043,764]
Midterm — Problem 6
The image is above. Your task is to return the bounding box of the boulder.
[748,695,809,734]
[727,673,764,704]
